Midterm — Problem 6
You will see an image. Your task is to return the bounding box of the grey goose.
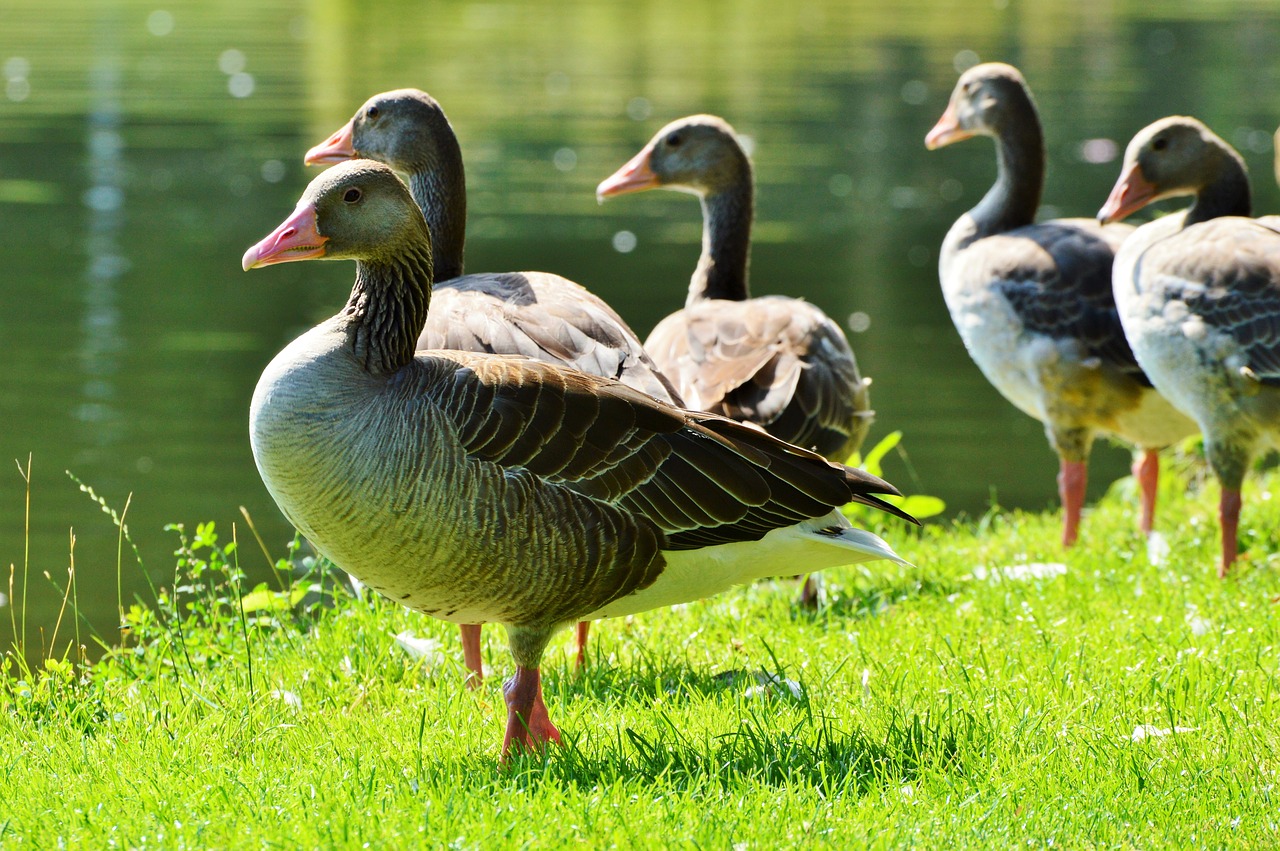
[242,160,917,759]
[926,62,1195,548]
[597,114,875,605]
[306,89,682,680]
[1099,116,1280,576]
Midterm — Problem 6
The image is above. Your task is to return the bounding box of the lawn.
[2,456,1279,848]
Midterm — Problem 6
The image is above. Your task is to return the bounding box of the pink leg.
[1057,460,1087,548]
[459,624,483,689]
[797,575,819,609]
[1219,488,1242,578]
[575,621,590,672]
[1132,449,1160,536]
[501,666,562,759]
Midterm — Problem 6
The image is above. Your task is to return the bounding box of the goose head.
[1098,116,1246,223]
[305,89,454,173]
[925,62,1032,149]
[597,114,751,200]
[243,160,430,270]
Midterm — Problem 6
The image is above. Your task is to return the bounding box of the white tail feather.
[585,511,909,619]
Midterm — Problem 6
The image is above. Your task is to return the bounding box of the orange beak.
[242,204,328,270]
[1097,161,1157,224]
[596,146,660,200]
[304,121,356,166]
[924,103,971,150]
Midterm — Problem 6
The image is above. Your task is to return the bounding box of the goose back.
[599,114,872,461]
[429,271,681,403]
[645,295,869,459]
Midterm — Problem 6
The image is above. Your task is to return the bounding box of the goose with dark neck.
[596,115,873,469]
[307,89,681,679]
[926,62,1195,547]
[1099,116,1280,576]
[597,115,875,606]
[244,160,917,759]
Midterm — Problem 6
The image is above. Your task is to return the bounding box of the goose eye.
[1152,137,1168,151]
[367,105,380,120]
[343,188,362,203]
[666,132,682,147]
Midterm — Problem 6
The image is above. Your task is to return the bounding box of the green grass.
[3,459,1280,848]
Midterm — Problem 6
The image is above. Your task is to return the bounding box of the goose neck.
[969,113,1044,237]
[689,181,752,305]
[408,156,466,282]
[1185,153,1252,226]
[343,245,435,376]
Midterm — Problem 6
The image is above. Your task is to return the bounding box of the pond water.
[4,0,1280,652]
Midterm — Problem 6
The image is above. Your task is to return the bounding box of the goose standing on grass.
[925,62,1196,547]
[596,114,874,605]
[1098,116,1280,576]
[243,160,918,759]
[306,89,682,679]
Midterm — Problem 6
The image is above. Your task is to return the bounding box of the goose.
[1098,116,1280,576]
[242,160,918,758]
[596,114,874,605]
[925,62,1196,547]
[306,89,682,679]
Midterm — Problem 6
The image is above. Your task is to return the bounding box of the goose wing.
[424,272,683,405]
[1141,217,1280,385]
[420,351,915,550]
[992,219,1149,385]
[646,296,868,459]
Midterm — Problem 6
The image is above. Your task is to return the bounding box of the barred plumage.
[927,62,1196,547]
[244,161,915,758]
[1100,115,1280,575]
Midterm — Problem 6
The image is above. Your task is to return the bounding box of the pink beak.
[242,204,328,270]
[1097,161,1156,224]
[924,103,970,150]
[304,121,356,166]
[596,146,660,200]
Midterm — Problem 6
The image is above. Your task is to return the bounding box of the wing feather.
[1140,217,1280,385]
[424,271,684,405]
[645,295,870,459]
[415,351,915,553]
[989,218,1150,386]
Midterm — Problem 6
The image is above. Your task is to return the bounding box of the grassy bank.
[2,459,1279,848]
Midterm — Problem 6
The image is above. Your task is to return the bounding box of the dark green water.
[4,0,1280,651]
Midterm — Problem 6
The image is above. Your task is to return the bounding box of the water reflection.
[78,48,128,462]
